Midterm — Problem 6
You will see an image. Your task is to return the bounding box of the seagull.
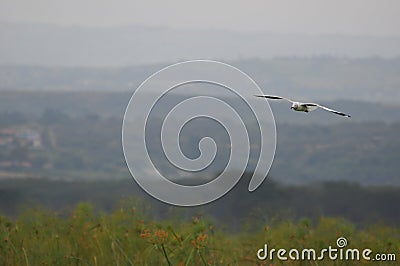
[254,95,351,117]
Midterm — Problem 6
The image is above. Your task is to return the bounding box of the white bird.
[254,95,351,117]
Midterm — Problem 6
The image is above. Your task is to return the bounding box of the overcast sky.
[1,0,399,36]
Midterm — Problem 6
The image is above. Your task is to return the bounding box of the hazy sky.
[1,0,399,36]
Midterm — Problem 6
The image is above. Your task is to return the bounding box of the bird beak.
[290,106,294,109]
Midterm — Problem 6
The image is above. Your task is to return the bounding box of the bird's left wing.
[310,103,351,117]
[302,103,319,112]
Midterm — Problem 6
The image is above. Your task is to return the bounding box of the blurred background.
[0,0,400,249]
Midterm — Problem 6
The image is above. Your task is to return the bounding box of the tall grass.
[0,200,398,265]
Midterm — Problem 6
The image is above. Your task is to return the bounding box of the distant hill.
[0,91,399,124]
[0,91,399,186]
[1,22,400,66]
[1,57,400,104]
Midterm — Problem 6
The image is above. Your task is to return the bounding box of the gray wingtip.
[341,113,351,118]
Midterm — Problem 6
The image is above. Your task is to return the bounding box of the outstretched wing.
[307,103,351,117]
[254,95,294,103]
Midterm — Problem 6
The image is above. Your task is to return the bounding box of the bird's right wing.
[254,95,294,103]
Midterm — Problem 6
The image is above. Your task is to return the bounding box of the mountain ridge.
[1,22,400,67]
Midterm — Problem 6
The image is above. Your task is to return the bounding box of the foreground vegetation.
[1,200,398,265]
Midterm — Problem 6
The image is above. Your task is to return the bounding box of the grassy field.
[1,199,398,265]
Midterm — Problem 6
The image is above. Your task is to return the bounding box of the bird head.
[291,103,298,109]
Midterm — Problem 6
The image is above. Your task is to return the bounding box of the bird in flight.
[254,95,351,117]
